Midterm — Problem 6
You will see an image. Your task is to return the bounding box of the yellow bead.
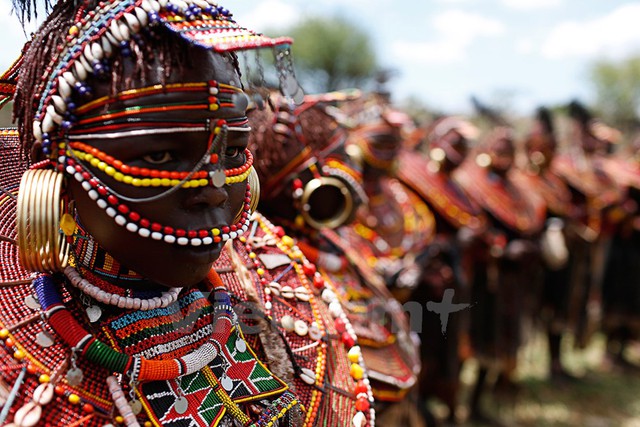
[294,215,305,228]
[68,393,81,405]
[198,178,209,187]
[161,178,171,186]
[209,104,219,111]
[212,228,220,236]
[350,363,364,380]
[104,166,116,176]
[170,179,180,186]
[347,346,361,363]
[239,236,247,243]
[13,350,25,360]
[132,178,141,187]
[141,179,151,187]
[249,252,256,259]
[281,235,294,248]
[182,181,191,188]
[0,329,9,339]
[150,178,161,187]
[97,161,107,171]
[39,374,51,383]
[90,158,100,167]
[256,268,265,276]
[123,175,133,185]
[144,422,152,427]
[113,172,124,182]
[114,415,124,424]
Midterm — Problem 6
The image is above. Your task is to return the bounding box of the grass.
[428,330,640,426]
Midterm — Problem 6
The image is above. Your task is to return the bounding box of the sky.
[1,0,639,115]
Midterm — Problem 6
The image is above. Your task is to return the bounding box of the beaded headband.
[30,0,296,148]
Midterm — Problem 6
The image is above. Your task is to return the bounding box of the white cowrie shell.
[123,13,141,33]
[322,288,336,304]
[299,367,316,385]
[91,42,104,61]
[149,0,161,11]
[57,77,72,98]
[46,105,63,124]
[110,19,124,41]
[309,322,322,340]
[32,383,55,405]
[14,402,42,427]
[118,22,131,41]
[268,281,281,296]
[83,44,95,62]
[51,95,67,113]
[294,319,308,336]
[78,54,93,74]
[280,315,295,332]
[158,0,169,8]
[104,30,118,47]
[281,286,294,299]
[294,287,311,302]
[134,7,149,27]
[140,0,154,12]
[73,61,87,80]
[192,0,209,9]
[62,71,77,86]
[32,121,43,142]
[329,301,342,318]
[42,113,55,133]
[352,411,367,427]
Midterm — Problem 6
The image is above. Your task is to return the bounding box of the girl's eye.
[142,151,174,164]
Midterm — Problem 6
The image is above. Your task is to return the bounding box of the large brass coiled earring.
[16,169,70,272]
[234,166,261,223]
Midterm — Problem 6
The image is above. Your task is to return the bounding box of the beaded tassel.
[106,376,140,427]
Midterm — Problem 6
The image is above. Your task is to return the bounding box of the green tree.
[284,16,378,93]
[589,54,640,133]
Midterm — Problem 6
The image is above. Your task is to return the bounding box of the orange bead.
[83,403,94,413]
[27,364,37,375]
[5,337,14,347]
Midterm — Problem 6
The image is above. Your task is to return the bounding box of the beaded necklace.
[455,164,546,236]
[511,167,573,218]
[216,213,376,427]
[397,150,487,231]
[34,273,234,383]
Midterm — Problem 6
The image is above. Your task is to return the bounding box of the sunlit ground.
[427,329,640,426]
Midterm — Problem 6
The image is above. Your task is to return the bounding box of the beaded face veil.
[13,0,299,272]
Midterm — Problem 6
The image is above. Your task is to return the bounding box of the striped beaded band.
[31,0,292,148]
[34,272,235,381]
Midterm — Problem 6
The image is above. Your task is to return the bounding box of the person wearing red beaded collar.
[0,0,377,426]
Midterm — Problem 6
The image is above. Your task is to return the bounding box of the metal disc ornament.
[174,396,188,414]
[129,400,142,415]
[66,367,84,386]
[86,305,102,323]
[211,169,226,188]
[235,338,246,353]
[36,331,55,348]
[24,295,40,310]
[221,375,233,391]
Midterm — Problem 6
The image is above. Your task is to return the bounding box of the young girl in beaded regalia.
[0,1,376,426]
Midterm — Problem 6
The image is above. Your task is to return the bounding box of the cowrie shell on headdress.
[118,22,131,41]
[51,95,67,113]
[123,13,141,33]
[91,43,104,61]
[32,121,43,142]
[73,61,87,80]
[109,19,124,41]
[42,114,55,133]
[134,7,149,27]
[46,105,63,125]
[83,44,95,62]
[62,71,77,86]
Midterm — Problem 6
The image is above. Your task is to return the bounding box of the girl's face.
[67,48,250,287]
[489,136,515,173]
